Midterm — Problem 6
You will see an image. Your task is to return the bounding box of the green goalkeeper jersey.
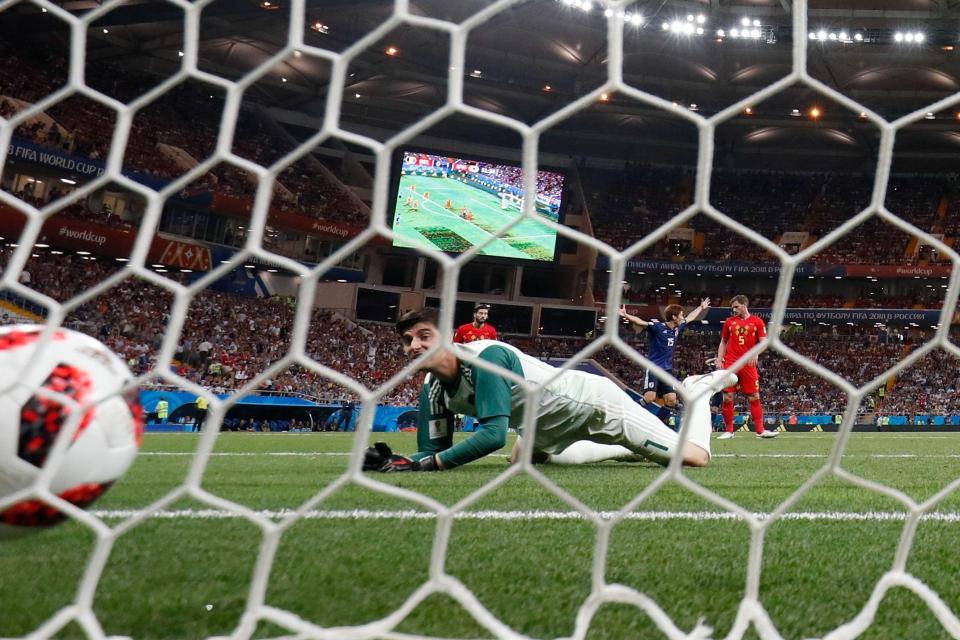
[414,340,627,468]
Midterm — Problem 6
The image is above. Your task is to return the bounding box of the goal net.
[2,0,960,639]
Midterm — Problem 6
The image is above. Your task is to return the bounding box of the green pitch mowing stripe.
[393,175,557,260]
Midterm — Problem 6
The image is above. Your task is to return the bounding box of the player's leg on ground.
[615,371,735,467]
[540,377,691,466]
[546,440,644,465]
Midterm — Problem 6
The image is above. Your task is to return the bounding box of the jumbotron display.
[390,150,565,262]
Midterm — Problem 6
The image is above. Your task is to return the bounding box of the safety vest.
[196,396,209,411]
[156,400,169,419]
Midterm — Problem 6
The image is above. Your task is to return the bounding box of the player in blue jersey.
[619,299,711,424]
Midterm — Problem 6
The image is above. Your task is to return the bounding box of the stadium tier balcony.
[0,49,367,229]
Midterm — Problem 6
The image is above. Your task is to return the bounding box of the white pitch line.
[853,435,960,439]
[140,452,351,457]
[137,452,960,459]
[712,453,960,458]
[88,508,960,523]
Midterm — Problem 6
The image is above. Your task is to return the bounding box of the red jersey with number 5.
[721,315,766,365]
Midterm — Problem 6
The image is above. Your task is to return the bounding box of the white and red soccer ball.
[0,325,143,536]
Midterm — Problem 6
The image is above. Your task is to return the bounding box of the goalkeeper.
[366,308,735,472]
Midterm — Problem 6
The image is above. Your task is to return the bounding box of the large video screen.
[390,150,565,262]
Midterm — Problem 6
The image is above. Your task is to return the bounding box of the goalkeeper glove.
[362,442,394,471]
[380,453,440,473]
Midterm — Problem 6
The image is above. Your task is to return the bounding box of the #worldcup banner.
[209,192,378,243]
[0,208,212,270]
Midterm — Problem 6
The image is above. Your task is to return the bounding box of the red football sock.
[722,400,734,433]
[749,398,764,434]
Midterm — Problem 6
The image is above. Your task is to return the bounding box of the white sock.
[684,394,713,458]
[548,440,642,465]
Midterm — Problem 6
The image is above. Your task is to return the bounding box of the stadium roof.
[7,0,960,170]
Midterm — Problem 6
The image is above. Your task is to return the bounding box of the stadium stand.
[0,47,367,226]
[2,40,958,424]
[589,167,955,264]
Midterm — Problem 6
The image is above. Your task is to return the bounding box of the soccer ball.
[0,325,143,537]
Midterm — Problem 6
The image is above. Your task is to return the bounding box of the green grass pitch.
[3,432,960,639]
[392,174,558,261]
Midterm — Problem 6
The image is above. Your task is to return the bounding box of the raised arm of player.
[619,305,651,328]
[684,297,711,324]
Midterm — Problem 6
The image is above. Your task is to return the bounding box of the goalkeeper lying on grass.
[364,307,735,472]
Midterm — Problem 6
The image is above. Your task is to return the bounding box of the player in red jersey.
[453,302,498,344]
[716,294,778,439]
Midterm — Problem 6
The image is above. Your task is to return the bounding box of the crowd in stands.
[0,239,957,417]
[0,187,137,234]
[6,38,960,420]
[1,247,420,405]
[588,167,957,265]
[701,172,836,263]
[0,46,367,226]
[582,163,691,253]
[598,288,950,311]
[880,351,960,417]
[475,163,565,207]
[7,38,960,271]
